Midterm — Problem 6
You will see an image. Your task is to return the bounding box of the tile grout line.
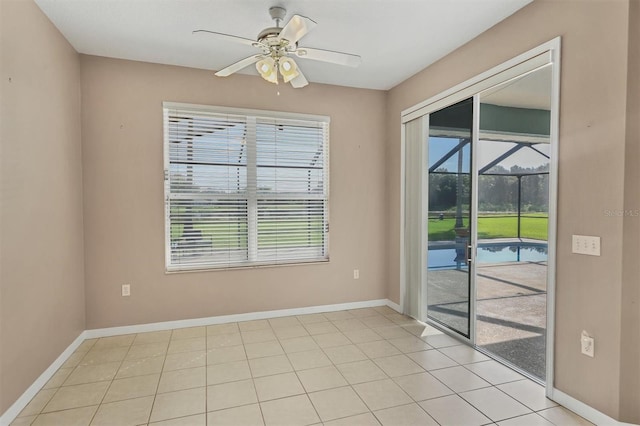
[34,343,98,418]
[145,329,172,425]
[204,328,209,425]
[236,323,267,426]
[313,314,414,423]
[85,335,137,425]
[25,339,101,421]
[284,321,345,424]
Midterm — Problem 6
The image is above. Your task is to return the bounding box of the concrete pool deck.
[476,261,547,381]
[427,260,547,381]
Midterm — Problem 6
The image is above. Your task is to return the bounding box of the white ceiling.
[34,0,533,90]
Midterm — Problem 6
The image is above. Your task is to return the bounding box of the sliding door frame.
[400,37,561,395]
[470,94,481,344]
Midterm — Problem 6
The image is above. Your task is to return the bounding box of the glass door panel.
[475,66,552,381]
[426,98,474,338]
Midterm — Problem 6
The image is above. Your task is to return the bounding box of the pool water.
[428,243,547,269]
[476,244,547,263]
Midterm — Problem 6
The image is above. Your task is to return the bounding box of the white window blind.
[164,103,330,271]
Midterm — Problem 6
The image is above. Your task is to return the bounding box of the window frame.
[163,102,330,272]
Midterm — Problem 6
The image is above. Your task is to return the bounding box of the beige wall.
[0,0,85,414]
[620,0,640,422]
[80,56,388,329]
[386,0,634,420]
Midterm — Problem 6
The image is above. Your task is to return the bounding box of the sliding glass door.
[426,98,474,338]
[421,67,553,380]
[403,39,559,389]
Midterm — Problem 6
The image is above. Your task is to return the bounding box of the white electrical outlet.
[581,330,594,357]
[572,235,601,256]
[122,284,131,297]
[353,269,360,279]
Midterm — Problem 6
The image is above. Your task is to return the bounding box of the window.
[164,103,330,271]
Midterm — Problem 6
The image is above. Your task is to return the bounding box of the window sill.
[165,257,330,274]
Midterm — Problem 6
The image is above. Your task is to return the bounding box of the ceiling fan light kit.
[278,57,300,83]
[256,57,278,83]
[194,6,362,88]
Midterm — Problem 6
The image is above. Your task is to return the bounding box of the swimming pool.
[428,242,547,269]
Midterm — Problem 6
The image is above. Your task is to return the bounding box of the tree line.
[429,164,549,213]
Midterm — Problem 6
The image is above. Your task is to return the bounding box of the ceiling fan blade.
[290,68,309,88]
[215,55,264,77]
[294,47,361,67]
[277,14,317,45]
[193,30,257,47]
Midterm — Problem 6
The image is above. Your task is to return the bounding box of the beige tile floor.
[11,306,593,426]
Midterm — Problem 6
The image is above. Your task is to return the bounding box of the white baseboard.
[550,388,637,426]
[84,299,392,338]
[0,332,86,426]
[385,299,401,313]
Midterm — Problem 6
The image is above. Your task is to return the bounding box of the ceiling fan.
[194,6,362,88]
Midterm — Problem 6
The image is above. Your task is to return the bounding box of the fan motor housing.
[257,6,291,48]
[257,27,281,43]
[257,28,296,54]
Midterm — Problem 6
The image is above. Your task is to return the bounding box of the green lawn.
[171,211,548,252]
[428,214,548,241]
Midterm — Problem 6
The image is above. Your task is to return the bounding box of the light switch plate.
[572,235,601,256]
